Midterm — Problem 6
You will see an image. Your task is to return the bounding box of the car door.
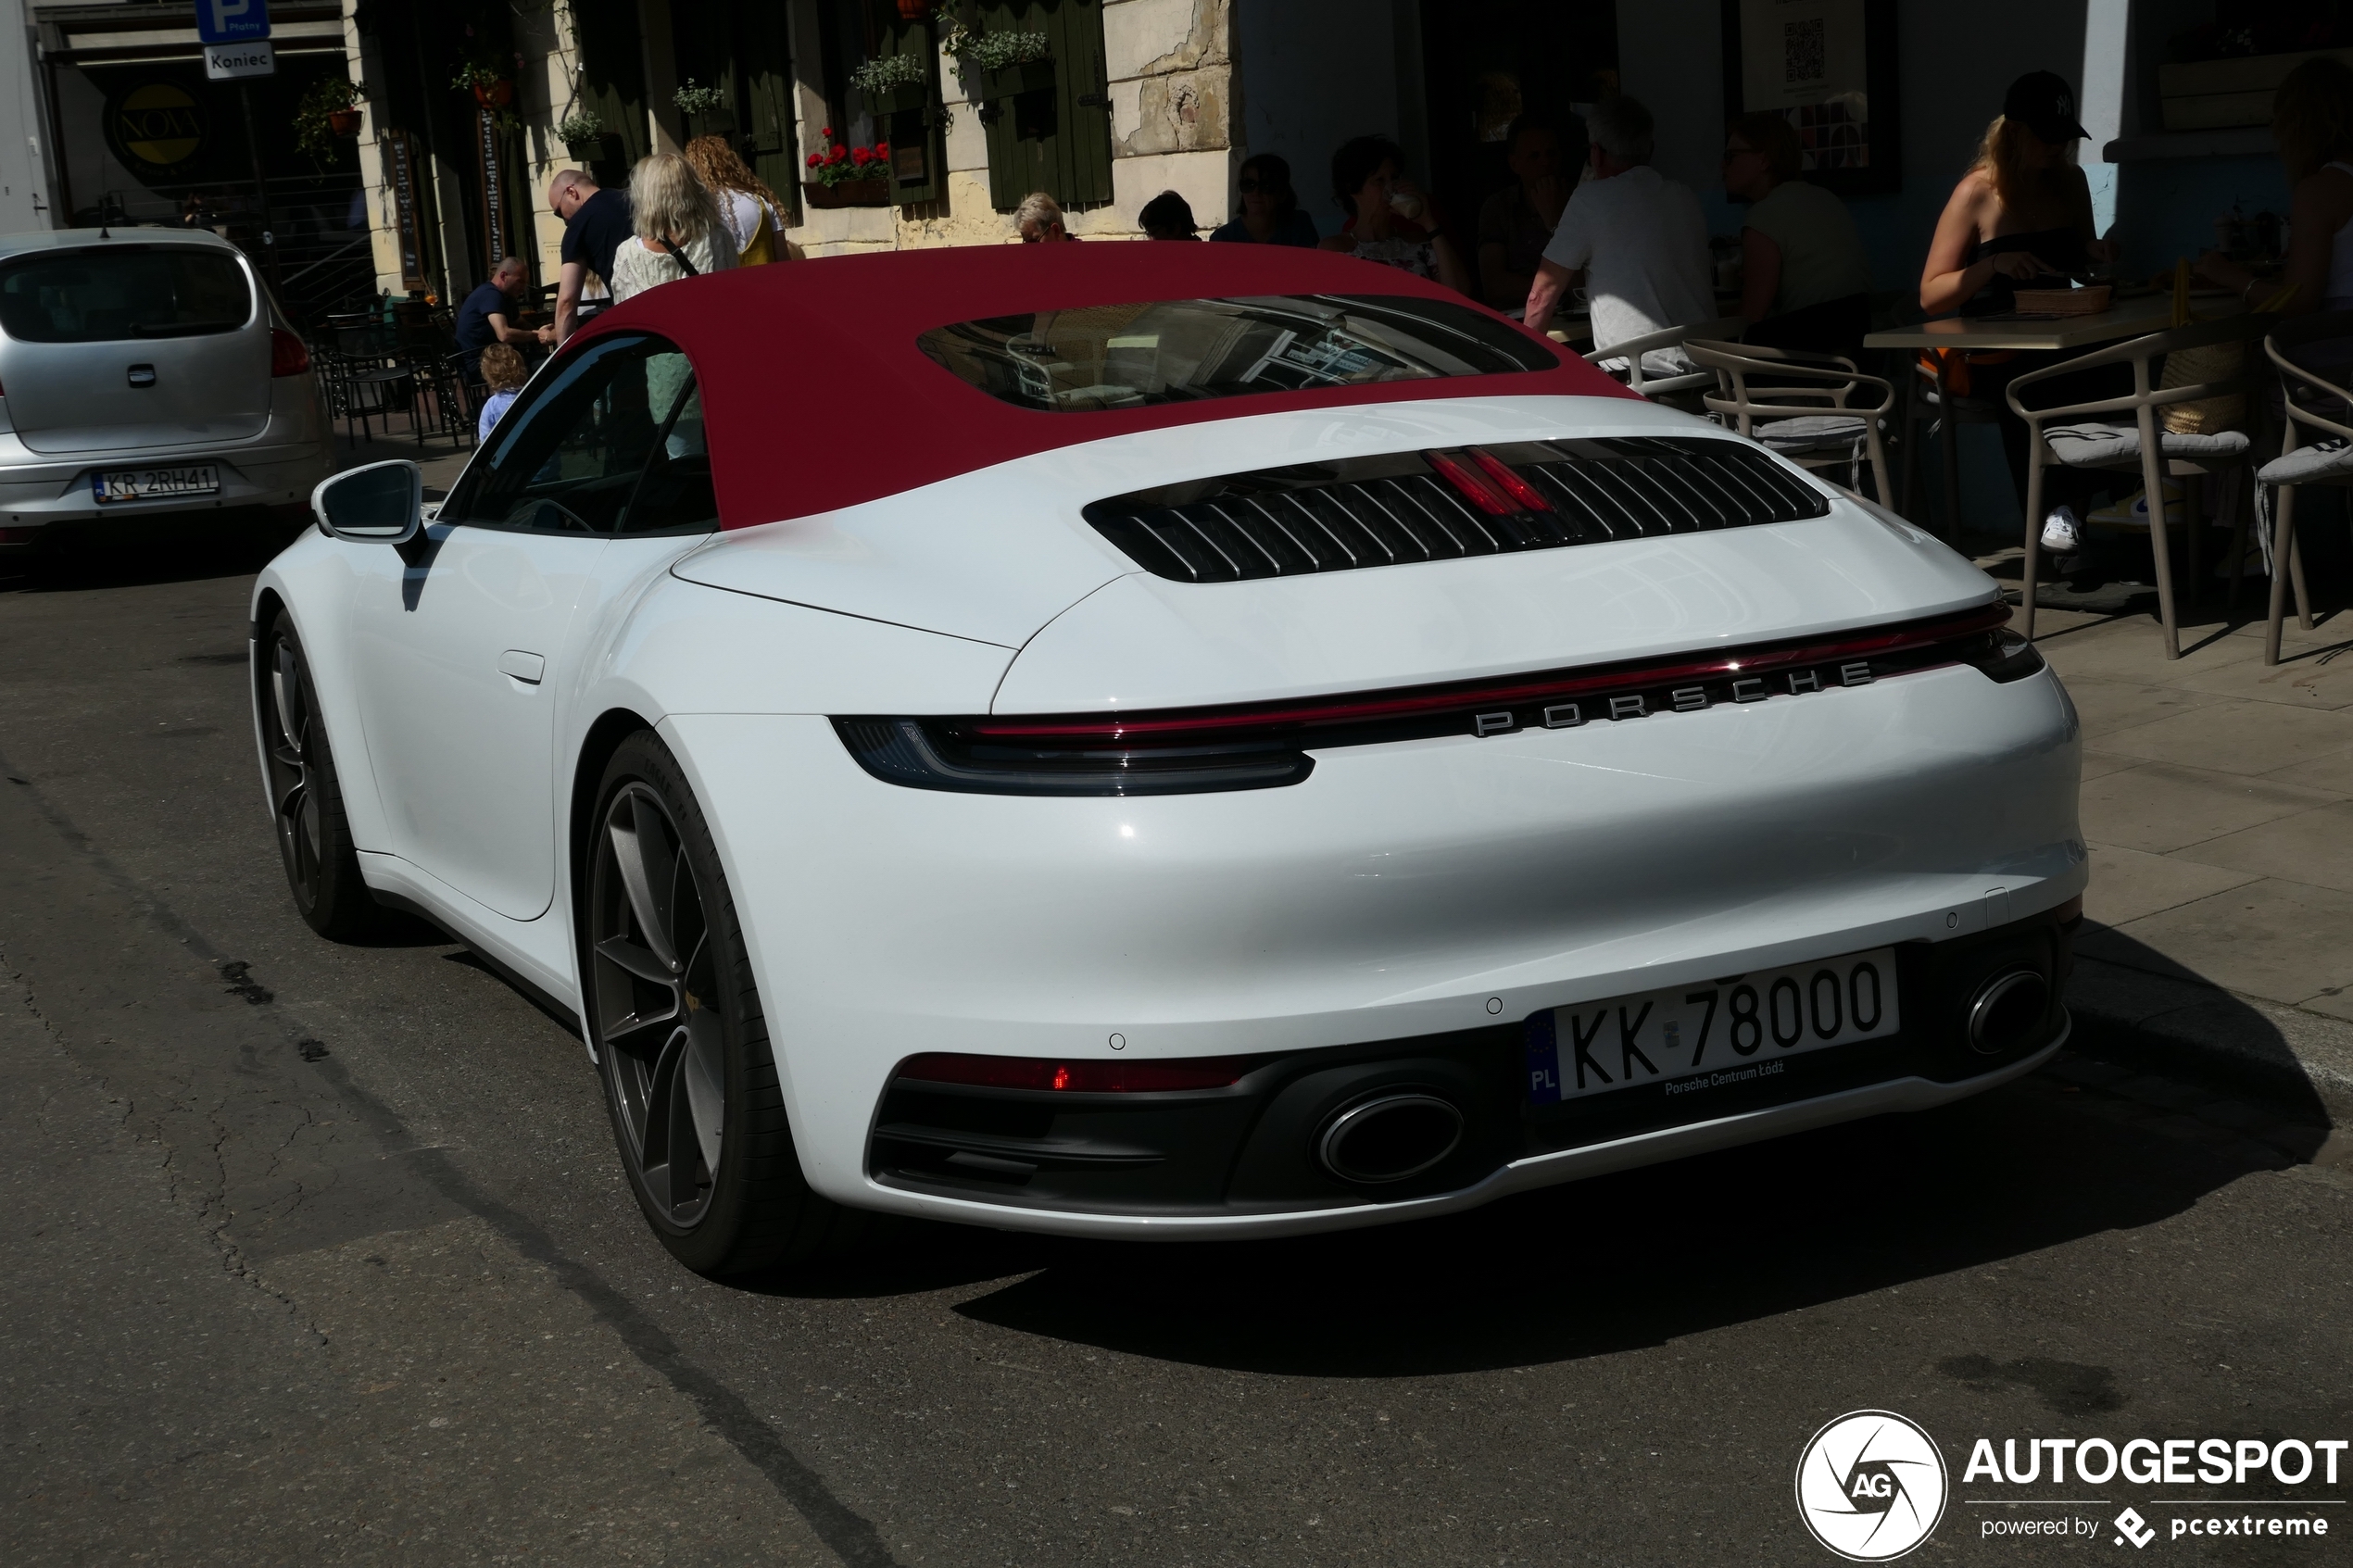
[346,333,690,921]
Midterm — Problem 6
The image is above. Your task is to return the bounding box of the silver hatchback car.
[0,227,333,553]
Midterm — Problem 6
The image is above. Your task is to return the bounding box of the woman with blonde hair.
[682,134,787,266]
[608,152,738,303]
[1920,71,2114,317]
[2196,56,2353,315]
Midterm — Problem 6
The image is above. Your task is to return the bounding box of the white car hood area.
[673,395,1996,712]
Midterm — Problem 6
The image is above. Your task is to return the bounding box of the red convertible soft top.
[573,241,1637,527]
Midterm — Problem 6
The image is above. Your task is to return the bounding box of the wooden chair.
[1581,315,1747,403]
[1683,338,1895,504]
[2004,314,2272,659]
[2256,311,2353,663]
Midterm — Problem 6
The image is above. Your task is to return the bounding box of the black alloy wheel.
[585,732,864,1275]
[261,622,383,940]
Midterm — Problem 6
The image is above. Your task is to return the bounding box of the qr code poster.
[1740,0,1869,111]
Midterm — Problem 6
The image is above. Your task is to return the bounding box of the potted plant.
[673,79,734,139]
[801,128,894,207]
[453,61,512,108]
[939,22,1052,99]
[849,51,930,117]
[294,78,368,165]
[895,0,931,19]
[557,108,608,161]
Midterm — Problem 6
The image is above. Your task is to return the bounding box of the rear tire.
[261,621,384,941]
[583,731,866,1276]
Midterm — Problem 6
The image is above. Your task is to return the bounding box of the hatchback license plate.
[1524,947,1900,1105]
[94,465,220,503]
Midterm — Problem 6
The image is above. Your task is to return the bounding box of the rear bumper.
[664,655,2086,1237]
[0,435,332,528]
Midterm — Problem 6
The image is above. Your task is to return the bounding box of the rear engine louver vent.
[1083,437,1832,583]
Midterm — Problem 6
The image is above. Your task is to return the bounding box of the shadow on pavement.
[2,508,309,593]
[761,1068,2289,1377]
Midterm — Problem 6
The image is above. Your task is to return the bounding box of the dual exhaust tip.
[1315,968,2051,1185]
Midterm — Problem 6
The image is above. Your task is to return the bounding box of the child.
[476,344,529,442]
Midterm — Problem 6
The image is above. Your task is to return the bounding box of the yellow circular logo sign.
[113,82,204,169]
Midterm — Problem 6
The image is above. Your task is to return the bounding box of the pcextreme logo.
[1796,1411,1951,1562]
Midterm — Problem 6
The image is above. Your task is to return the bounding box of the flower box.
[563,134,612,161]
[866,82,931,117]
[978,59,1055,99]
[687,109,737,141]
[802,178,891,208]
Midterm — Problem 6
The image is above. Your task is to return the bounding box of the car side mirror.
[312,459,422,544]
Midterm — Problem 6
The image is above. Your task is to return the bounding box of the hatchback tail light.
[270,328,310,377]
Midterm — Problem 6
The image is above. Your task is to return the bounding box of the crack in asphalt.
[0,752,903,1568]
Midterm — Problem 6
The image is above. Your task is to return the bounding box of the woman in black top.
[1920,71,2113,317]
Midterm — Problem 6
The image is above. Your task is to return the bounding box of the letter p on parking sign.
[198,0,270,44]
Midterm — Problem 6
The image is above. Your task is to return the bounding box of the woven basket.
[2011,284,2113,316]
[2158,339,2244,434]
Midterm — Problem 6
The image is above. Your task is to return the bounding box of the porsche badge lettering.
[1477,661,1875,736]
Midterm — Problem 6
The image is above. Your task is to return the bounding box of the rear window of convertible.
[0,246,253,344]
[916,294,1557,413]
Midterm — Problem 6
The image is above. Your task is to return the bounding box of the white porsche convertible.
[254,245,2083,1276]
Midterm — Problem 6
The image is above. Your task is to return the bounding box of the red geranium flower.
[820,126,833,139]
[805,152,821,168]
[876,141,891,157]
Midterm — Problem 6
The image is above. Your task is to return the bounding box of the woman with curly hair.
[2196,56,2353,315]
[682,135,788,266]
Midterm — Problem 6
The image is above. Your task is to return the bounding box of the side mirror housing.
[311,459,422,544]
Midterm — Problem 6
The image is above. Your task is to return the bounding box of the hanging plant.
[294,77,368,165]
[936,21,1051,97]
[557,108,606,157]
[849,53,928,96]
[673,79,727,117]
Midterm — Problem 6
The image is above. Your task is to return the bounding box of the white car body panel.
[253,389,2084,1240]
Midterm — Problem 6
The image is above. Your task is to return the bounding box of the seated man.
[453,257,547,373]
[1523,96,1714,370]
[1722,111,1873,361]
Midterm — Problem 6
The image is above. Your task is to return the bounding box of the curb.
[2063,954,2353,1127]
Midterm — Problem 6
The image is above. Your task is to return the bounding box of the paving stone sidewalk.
[2022,592,2353,1119]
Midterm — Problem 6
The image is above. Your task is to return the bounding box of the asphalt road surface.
[4,524,2348,1567]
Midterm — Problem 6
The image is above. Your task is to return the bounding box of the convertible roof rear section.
[570,243,1639,527]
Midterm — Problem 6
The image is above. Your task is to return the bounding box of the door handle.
[497,649,547,684]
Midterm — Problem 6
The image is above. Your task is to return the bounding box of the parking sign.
[195,0,271,44]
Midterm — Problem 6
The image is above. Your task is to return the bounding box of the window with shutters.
[568,0,651,191]
[813,0,947,208]
[976,0,1113,213]
[670,5,803,222]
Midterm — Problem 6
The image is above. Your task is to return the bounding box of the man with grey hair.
[1523,95,1713,363]
[1014,190,1076,243]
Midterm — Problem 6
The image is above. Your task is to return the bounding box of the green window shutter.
[740,4,800,220]
[874,18,944,207]
[981,0,1114,213]
[571,0,650,188]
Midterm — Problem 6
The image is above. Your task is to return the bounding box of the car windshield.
[0,246,253,344]
[916,294,1556,412]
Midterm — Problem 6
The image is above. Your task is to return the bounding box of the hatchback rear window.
[916,294,1556,413]
[0,246,253,344]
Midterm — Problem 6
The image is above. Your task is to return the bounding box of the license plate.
[1524,947,1900,1105]
[94,465,220,503]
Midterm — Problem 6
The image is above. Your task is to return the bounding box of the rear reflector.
[897,1053,1253,1092]
[270,328,310,378]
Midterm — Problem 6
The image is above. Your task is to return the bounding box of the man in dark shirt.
[452,257,544,371]
[547,169,633,342]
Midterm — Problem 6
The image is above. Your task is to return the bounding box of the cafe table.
[1861,291,2244,537]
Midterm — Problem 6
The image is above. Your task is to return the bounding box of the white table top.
[1863,291,2241,353]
